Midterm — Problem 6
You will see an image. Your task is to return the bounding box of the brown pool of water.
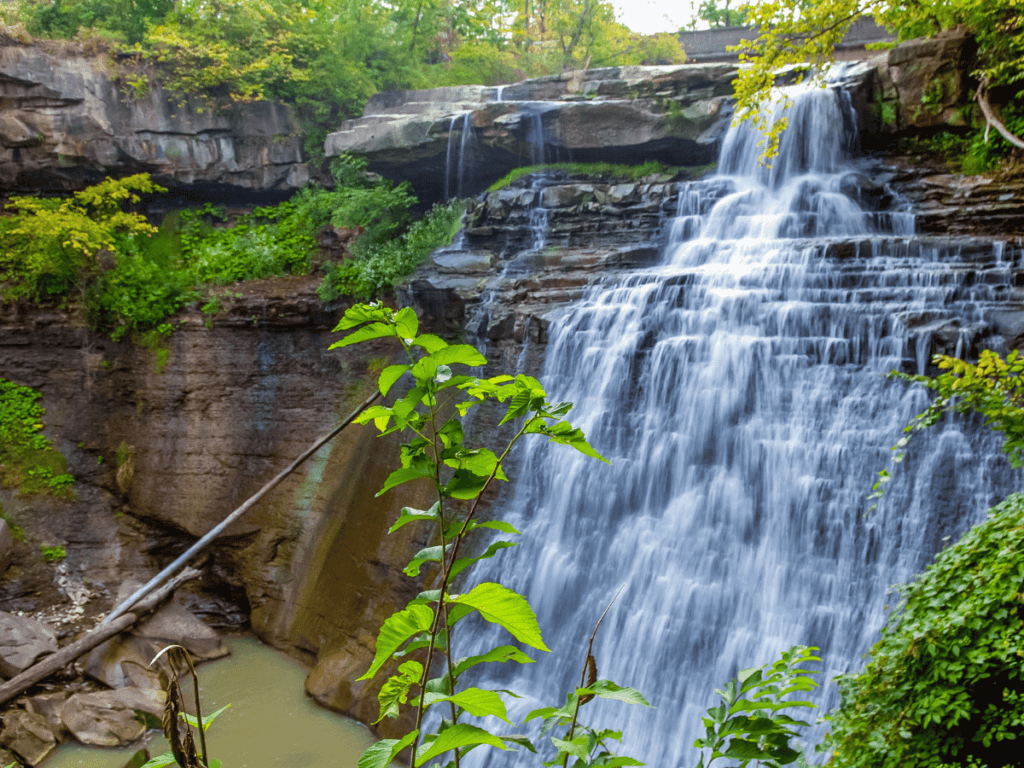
[46,636,376,768]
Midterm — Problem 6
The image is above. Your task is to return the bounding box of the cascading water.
[445,112,476,201]
[462,79,1018,766]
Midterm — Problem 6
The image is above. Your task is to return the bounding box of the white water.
[463,82,1017,766]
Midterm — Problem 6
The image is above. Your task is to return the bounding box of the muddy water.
[48,637,376,768]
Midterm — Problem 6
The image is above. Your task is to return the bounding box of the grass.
[486,161,707,192]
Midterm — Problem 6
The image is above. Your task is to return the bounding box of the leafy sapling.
[330,302,649,768]
[525,593,652,768]
[693,645,820,768]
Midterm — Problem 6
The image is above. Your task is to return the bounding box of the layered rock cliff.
[0,38,310,194]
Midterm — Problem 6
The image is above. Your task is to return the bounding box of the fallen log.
[0,567,201,707]
[103,389,381,625]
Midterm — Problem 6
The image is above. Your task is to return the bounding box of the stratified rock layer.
[0,42,309,193]
[325,65,738,202]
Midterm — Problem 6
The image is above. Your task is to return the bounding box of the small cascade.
[462,77,1017,768]
[445,112,476,201]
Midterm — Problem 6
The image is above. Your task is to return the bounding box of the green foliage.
[318,200,465,301]
[693,646,819,768]
[730,0,1024,162]
[40,544,67,563]
[916,95,1024,174]
[0,174,165,302]
[0,379,75,498]
[695,0,748,28]
[824,493,1024,768]
[486,162,683,192]
[333,303,647,768]
[20,0,173,43]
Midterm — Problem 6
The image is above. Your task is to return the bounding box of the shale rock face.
[325,64,738,203]
[0,42,309,193]
[0,282,432,736]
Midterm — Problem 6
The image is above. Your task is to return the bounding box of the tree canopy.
[733,0,1024,158]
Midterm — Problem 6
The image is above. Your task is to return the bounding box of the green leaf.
[377,466,434,497]
[139,754,178,768]
[452,645,535,677]
[464,520,521,535]
[379,365,411,396]
[358,605,434,681]
[376,661,423,722]
[182,703,230,731]
[430,344,487,368]
[389,502,441,534]
[599,757,645,767]
[552,735,591,760]
[423,688,512,723]
[450,541,518,580]
[576,680,652,707]
[405,544,445,577]
[330,322,397,349]
[412,334,449,353]
[449,582,550,651]
[444,469,490,500]
[394,307,419,340]
[500,735,538,753]
[415,724,506,765]
[357,731,419,768]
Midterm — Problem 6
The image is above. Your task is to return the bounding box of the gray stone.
[61,691,146,747]
[0,43,309,193]
[0,613,57,678]
[84,594,226,691]
[24,691,70,741]
[0,710,56,765]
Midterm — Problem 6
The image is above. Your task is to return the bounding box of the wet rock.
[85,595,227,691]
[0,521,13,577]
[0,710,56,765]
[0,613,58,678]
[24,691,70,741]
[61,691,146,747]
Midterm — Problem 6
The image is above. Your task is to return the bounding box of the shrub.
[0,379,74,498]
[825,492,1024,768]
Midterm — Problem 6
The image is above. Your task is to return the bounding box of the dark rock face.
[0,284,432,736]
[325,65,737,203]
[0,42,309,194]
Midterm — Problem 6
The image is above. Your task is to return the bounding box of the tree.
[732,0,1024,158]
[696,0,747,28]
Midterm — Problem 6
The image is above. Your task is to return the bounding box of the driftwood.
[103,389,382,625]
[976,78,1024,150]
[0,567,201,707]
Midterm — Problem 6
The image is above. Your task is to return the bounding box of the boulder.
[24,691,70,741]
[886,27,977,131]
[61,691,146,747]
[0,613,57,678]
[0,710,56,765]
[84,595,227,691]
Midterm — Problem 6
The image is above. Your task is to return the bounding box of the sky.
[612,0,702,35]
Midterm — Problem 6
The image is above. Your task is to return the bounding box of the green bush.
[0,379,74,498]
[825,492,1024,768]
[317,200,465,301]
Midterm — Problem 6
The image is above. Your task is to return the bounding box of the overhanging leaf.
[449,583,549,651]
[377,466,434,497]
[577,680,652,708]
[415,724,506,765]
[329,322,396,349]
[357,731,418,768]
[422,688,512,723]
[389,502,441,534]
[379,365,411,397]
[452,645,535,677]
[358,605,434,681]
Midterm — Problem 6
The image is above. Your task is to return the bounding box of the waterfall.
[445,112,476,201]
[461,79,1017,767]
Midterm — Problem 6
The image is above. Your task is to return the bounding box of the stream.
[47,638,375,768]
